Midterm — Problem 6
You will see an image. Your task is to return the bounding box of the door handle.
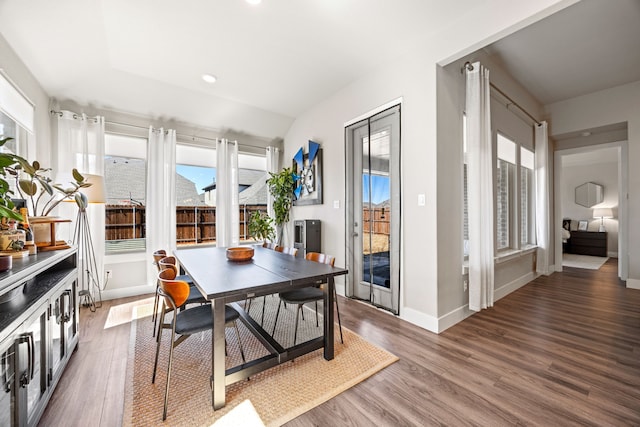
[1,350,11,393]
[18,332,34,387]
[63,289,72,323]
[352,232,359,237]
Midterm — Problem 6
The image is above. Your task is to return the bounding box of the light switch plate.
[333,200,340,209]
[418,194,426,206]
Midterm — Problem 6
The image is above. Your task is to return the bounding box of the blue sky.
[177,165,215,193]
[363,175,390,205]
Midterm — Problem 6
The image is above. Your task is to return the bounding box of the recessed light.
[581,131,591,137]
[202,74,217,84]
[246,0,262,5]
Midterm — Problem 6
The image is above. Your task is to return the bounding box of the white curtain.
[465,62,495,312]
[54,110,106,294]
[266,146,280,224]
[535,121,550,275]
[215,138,239,247]
[146,127,177,285]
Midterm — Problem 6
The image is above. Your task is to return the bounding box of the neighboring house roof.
[204,169,269,206]
[105,157,205,206]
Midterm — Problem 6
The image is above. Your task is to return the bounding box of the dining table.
[173,245,348,410]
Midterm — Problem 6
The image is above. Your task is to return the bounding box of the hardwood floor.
[39,259,640,426]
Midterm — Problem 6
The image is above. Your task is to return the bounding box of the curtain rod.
[50,110,271,150]
[462,61,541,126]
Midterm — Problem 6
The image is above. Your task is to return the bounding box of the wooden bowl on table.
[226,247,254,262]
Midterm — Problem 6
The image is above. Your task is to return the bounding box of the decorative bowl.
[226,247,254,262]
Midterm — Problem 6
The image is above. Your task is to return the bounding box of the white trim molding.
[627,278,640,290]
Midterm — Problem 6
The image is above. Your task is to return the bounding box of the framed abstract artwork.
[292,140,323,206]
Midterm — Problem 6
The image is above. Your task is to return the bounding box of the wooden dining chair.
[274,246,298,256]
[262,241,278,250]
[151,249,168,334]
[152,269,245,421]
[154,256,207,338]
[245,243,295,325]
[271,252,344,345]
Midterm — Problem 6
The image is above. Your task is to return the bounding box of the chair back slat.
[158,256,179,275]
[158,269,190,308]
[153,249,167,271]
[262,242,278,250]
[305,252,335,266]
[275,246,298,256]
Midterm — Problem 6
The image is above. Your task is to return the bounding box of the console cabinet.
[568,231,608,257]
[0,248,77,427]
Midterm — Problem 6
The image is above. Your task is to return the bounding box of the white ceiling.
[1,0,639,140]
[484,0,640,105]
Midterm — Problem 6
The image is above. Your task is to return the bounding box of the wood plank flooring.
[39,259,640,426]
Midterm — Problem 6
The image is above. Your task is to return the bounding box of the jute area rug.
[123,296,398,426]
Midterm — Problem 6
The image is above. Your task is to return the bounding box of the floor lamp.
[72,174,106,312]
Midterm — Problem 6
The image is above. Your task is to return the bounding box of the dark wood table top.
[174,245,347,301]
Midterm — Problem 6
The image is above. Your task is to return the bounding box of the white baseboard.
[494,271,537,302]
[401,304,476,334]
[437,304,475,332]
[401,307,439,333]
[608,251,618,258]
[101,284,154,301]
[627,278,640,290]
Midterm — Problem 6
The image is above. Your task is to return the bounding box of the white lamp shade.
[592,208,614,219]
[82,174,106,203]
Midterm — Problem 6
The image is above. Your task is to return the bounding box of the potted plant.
[247,210,275,244]
[0,136,92,248]
[266,166,296,245]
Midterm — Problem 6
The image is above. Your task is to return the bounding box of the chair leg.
[234,322,246,363]
[314,301,319,327]
[152,285,159,337]
[272,300,282,336]
[293,305,301,346]
[334,287,344,344]
[152,307,164,384]
[163,324,177,421]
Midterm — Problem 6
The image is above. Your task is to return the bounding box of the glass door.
[0,332,17,427]
[346,105,400,314]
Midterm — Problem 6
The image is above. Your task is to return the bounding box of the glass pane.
[0,343,15,427]
[497,159,510,249]
[362,129,391,289]
[104,134,147,252]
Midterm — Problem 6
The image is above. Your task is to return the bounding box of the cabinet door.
[19,305,47,427]
[50,277,78,382]
[0,333,17,427]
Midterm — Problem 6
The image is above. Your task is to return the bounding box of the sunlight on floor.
[103,297,154,329]
[211,400,266,427]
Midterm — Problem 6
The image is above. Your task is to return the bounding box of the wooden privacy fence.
[362,207,390,235]
[106,204,389,245]
[105,204,268,245]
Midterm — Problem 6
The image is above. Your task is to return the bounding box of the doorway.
[345,104,400,314]
[554,138,628,280]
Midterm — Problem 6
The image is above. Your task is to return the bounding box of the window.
[104,134,147,253]
[462,114,469,257]
[520,147,535,246]
[175,143,268,246]
[496,133,535,252]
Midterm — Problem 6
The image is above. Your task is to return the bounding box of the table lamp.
[592,207,613,232]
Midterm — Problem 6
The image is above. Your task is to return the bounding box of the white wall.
[0,34,51,164]
[561,160,619,255]
[547,80,640,288]
[283,0,570,332]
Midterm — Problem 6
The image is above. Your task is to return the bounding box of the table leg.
[323,276,335,360]
[211,298,226,409]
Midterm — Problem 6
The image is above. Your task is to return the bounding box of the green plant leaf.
[72,168,85,183]
[18,179,38,196]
